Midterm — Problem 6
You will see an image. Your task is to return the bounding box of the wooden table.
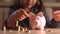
[0,28,60,34]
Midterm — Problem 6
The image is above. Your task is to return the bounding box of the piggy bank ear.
[37,12,43,17]
[29,12,35,16]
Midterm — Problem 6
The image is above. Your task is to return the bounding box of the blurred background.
[0,0,60,30]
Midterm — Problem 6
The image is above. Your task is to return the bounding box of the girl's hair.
[52,7,60,12]
[31,0,45,14]
[10,0,24,9]
[38,0,45,11]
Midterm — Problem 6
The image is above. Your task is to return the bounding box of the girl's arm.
[6,9,29,28]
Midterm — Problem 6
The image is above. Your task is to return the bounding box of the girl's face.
[20,0,37,8]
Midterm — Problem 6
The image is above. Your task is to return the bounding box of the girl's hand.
[15,9,29,21]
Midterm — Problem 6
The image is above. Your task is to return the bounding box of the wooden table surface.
[0,28,60,34]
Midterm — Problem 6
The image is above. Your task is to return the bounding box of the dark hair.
[52,7,60,12]
[38,0,44,11]
[31,0,45,14]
